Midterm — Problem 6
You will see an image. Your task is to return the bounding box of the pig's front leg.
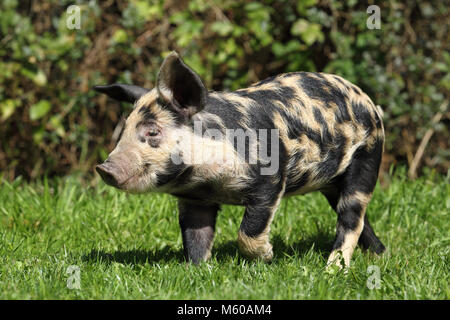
[237,188,284,262]
[178,200,219,264]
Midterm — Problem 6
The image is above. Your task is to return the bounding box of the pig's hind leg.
[323,141,385,269]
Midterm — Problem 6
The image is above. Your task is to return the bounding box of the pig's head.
[93,52,207,193]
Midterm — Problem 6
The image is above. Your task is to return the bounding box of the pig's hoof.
[237,231,273,262]
[326,251,348,274]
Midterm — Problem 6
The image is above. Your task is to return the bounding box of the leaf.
[291,19,309,36]
[21,68,47,86]
[49,115,65,137]
[0,99,20,120]
[30,100,51,121]
[301,23,324,45]
[211,21,234,37]
[296,0,318,15]
[272,40,302,57]
[291,19,324,45]
[32,126,45,144]
[111,29,128,44]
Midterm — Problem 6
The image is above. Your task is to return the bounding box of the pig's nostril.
[96,164,119,187]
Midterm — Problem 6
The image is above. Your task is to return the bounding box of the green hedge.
[0,0,448,180]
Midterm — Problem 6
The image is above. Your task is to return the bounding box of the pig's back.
[200,72,384,195]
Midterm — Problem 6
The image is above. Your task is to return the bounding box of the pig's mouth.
[117,163,151,189]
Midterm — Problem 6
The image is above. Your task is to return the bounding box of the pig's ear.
[157,52,207,119]
[93,84,149,104]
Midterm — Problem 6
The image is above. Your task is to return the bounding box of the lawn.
[0,168,448,299]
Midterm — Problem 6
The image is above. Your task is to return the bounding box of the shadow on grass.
[82,247,184,265]
[273,231,334,259]
[82,231,334,266]
[212,231,334,262]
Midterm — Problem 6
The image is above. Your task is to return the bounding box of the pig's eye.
[137,122,162,147]
[146,128,159,137]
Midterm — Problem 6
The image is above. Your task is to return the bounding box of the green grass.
[0,168,448,299]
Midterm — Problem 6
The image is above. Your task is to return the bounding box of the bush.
[0,0,448,180]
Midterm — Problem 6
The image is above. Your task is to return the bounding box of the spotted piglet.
[94,52,385,268]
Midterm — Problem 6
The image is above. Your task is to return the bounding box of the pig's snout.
[96,162,122,187]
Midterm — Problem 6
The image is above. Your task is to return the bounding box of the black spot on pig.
[299,73,351,122]
[138,105,157,122]
[351,101,374,134]
[315,131,346,180]
[156,161,190,188]
[206,95,246,130]
[237,88,294,109]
